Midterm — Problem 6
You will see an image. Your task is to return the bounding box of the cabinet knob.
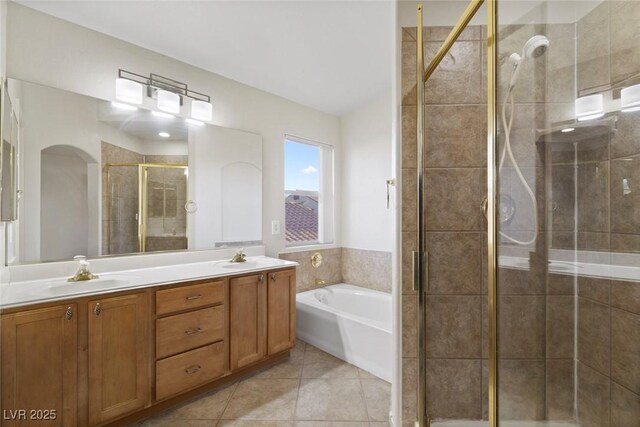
[270,273,277,282]
[94,303,102,317]
[185,365,202,375]
[259,274,265,284]
[65,306,73,320]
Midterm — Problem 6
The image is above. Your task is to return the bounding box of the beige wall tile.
[425,232,482,294]
[498,360,545,420]
[499,296,545,358]
[610,381,640,427]
[425,105,485,168]
[341,248,391,293]
[426,359,482,420]
[578,297,611,376]
[611,308,640,394]
[546,359,574,420]
[426,296,482,358]
[279,248,342,293]
[578,276,611,305]
[547,296,575,359]
[577,362,610,427]
[425,168,484,231]
[610,279,640,315]
[610,0,640,82]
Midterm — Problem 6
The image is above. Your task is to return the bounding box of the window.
[284,136,334,246]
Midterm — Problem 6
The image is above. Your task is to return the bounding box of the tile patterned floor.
[140,340,391,427]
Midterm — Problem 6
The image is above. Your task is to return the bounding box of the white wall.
[6,2,341,258]
[0,0,6,282]
[340,91,393,252]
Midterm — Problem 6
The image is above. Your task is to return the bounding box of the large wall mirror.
[1,78,20,223]
[6,78,262,265]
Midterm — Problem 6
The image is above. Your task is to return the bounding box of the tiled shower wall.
[401,25,488,422]
[400,20,586,423]
[566,3,640,426]
[279,247,391,293]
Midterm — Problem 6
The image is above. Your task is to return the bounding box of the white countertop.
[0,256,298,310]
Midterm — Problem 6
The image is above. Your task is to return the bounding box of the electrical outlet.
[271,220,281,235]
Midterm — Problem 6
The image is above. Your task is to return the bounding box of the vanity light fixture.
[115,78,143,104]
[152,111,175,119]
[158,132,170,138]
[185,118,205,127]
[111,101,138,111]
[115,69,212,120]
[561,127,575,133]
[621,84,640,112]
[576,94,604,121]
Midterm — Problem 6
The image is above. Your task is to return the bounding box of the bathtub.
[296,284,392,382]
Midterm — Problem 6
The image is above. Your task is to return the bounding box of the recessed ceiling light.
[152,111,175,119]
[158,132,170,138]
[111,101,138,111]
[185,118,205,127]
[561,127,575,133]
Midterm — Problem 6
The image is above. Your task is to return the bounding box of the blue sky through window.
[284,139,320,192]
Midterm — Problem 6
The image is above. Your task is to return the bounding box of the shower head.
[508,35,550,89]
[523,35,549,59]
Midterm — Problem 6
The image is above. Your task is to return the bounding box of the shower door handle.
[386,179,395,209]
[412,251,429,293]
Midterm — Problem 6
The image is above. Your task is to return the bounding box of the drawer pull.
[185,365,202,374]
[185,327,202,336]
[186,294,202,301]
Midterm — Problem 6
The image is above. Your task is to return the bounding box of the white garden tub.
[296,284,392,382]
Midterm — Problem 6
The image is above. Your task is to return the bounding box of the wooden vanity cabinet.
[154,279,228,401]
[0,266,296,426]
[1,304,78,427]
[87,293,149,425]
[267,269,296,355]
[229,273,268,370]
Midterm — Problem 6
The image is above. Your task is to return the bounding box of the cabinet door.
[229,273,267,370]
[88,293,149,425]
[1,304,77,427]
[267,269,296,354]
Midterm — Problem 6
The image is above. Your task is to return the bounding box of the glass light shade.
[575,94,604,121]
[191,100,212,121]
[621,84,640,112]
[157,90,180,114]
[115,78,143,104]
[185,118,205,127]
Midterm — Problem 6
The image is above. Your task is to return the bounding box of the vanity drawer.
[156,306,224,359]
[156,280,225,315]
[156,342,225,401]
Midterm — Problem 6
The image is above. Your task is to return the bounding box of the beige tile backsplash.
[279,247,391,294]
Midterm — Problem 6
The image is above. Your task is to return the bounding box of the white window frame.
[283,134,334,248]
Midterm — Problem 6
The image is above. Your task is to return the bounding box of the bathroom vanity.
[0,258,297,426]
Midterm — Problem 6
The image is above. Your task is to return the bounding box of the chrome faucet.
[230,248,247,263]
[68,255,98,282]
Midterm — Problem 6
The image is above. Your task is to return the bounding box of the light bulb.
[115,78,143,104]
[191,100,212,121]
[157,90,180,114]
[621,84,640,112]
[575,94,604,121]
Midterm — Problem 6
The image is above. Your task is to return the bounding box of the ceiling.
[16,0,394,116]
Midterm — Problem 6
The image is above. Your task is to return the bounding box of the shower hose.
[498,83,539,246]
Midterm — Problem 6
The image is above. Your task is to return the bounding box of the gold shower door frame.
[106,163,188,254]
[414,1,498,426]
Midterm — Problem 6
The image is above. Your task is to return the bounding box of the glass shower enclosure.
[105,163,188,255]
[403,0,640,426]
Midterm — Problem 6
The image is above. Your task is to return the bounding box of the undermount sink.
[30,276,137,297]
